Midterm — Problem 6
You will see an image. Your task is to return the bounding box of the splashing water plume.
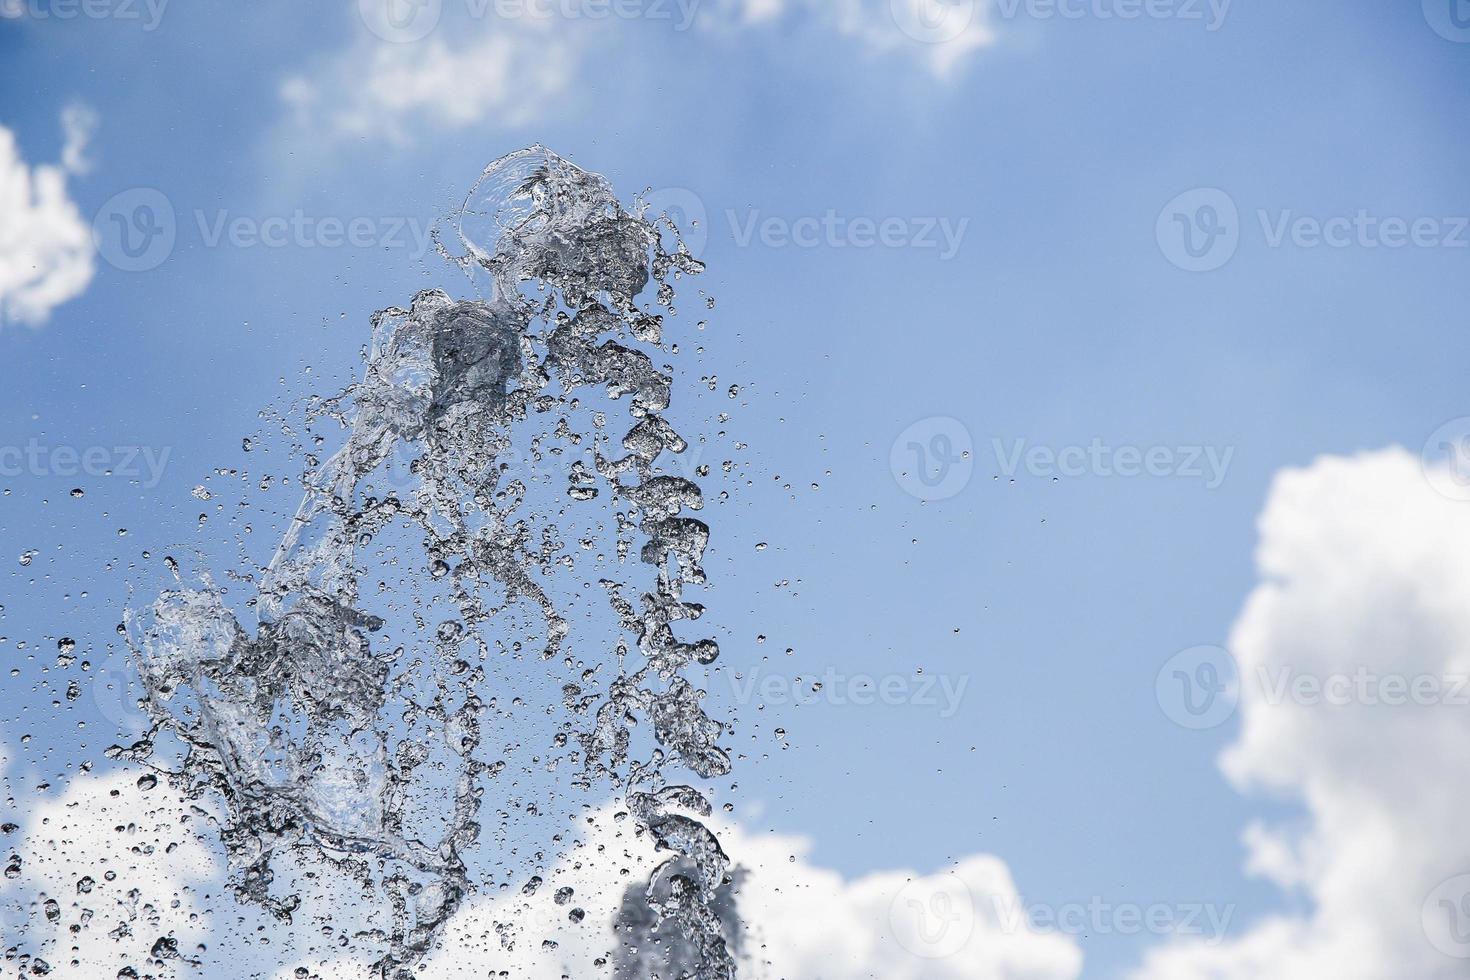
[125,147,735,978]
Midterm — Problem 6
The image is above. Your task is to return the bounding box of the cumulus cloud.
[1131,448,1470,979]
[381,814,1081,979]
[2,767,1078,978]
[725,826,1080,980]
[17,449,1469,979]
[0,773,287,977]
[0,111,96,327]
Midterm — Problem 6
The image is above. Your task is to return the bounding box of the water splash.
[125,146,735,978]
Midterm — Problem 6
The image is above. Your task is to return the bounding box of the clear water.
[125,147,736,979]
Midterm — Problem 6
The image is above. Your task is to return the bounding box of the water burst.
[126,146,735,979]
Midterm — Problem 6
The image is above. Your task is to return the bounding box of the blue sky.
[2,2,1470,978]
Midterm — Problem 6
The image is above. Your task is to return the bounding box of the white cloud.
[281,24,580,143]
[20,449,1470,979]
[281,0,991,144]
[1130,448,1470,979]
[3,768,1078,979]
[377,815,1081,980]
[60,103,99,176]
[1,773,232,976]
[722,824,1081,980]
[709,0,994,78]
[0,112,96,328]
[0,771,371,976]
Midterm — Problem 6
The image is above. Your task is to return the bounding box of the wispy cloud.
[281,21,580,144]
[59,103,99,176]
[280,0,992,145]
[706,0,994,78]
